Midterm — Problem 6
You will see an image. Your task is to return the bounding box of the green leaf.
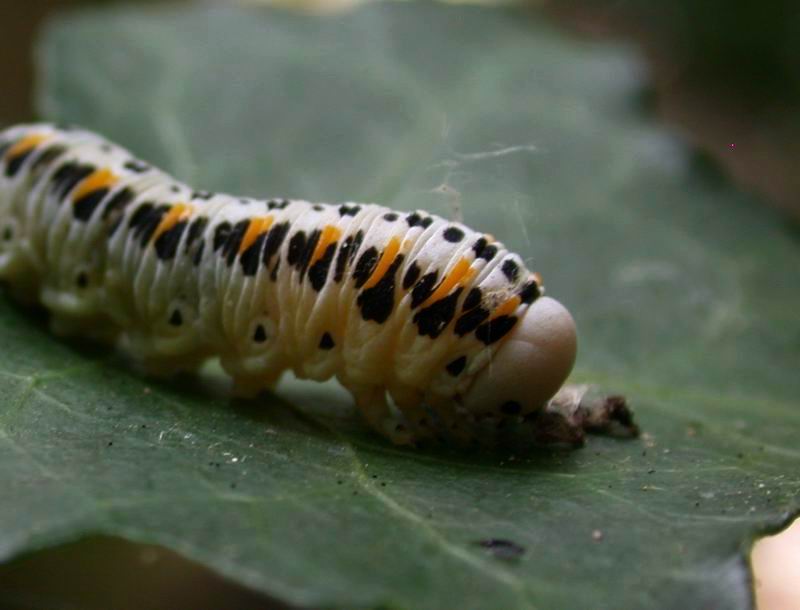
[1,3,797,608]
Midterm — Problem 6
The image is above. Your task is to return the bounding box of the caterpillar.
[0,123,635,447]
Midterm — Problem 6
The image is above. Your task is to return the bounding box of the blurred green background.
[4,0,799,219]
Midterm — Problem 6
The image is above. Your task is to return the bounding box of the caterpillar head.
[462,296,577,417]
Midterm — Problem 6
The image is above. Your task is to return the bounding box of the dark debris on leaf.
[476,538,525,560]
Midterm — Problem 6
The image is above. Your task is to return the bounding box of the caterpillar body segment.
[0,123,633,447]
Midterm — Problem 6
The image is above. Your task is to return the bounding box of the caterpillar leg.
[0,267,41,305]
[134,351,211,379]
[49,312,120,345]
[395,403,442,445]
[232,370,284,399]
[418,393,479,446]
[387,385,442,444]
[350,385,416,446]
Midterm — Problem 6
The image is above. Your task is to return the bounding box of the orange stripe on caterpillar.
[491,295,521,319]
[239,216,275,254]
[309,224,342,266]
[362,236,401,290]
[152,204,194,242]
[420,257,475,308]
[5,133,50,160]
[72,168,118,203]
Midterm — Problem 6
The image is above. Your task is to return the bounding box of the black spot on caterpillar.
[334,231,363,283]
[463,287,482,310]
[501,259,520,282]
[124,159,150,173]
[443,226,464,243]
[240,232,266,276]
[446,356,467,377]
[472,237,497,262]
[0,123,638,448]
[319,332,335,350]
[253,324,268,343]
[405,212,434,229]
[357,254,404,323]
[413,287,463,339]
